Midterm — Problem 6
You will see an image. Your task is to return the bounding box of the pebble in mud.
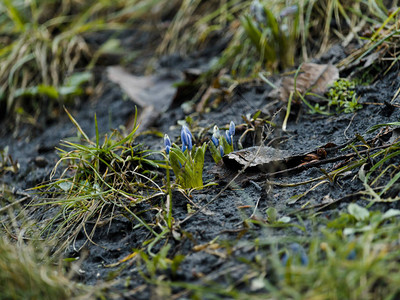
[33,156,48,168]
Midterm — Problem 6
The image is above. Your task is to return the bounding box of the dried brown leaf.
[278,63,339,101]
[107,66,178,112]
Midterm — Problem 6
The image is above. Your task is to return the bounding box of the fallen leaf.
[107,66,180,131]
[277,63,339,101]
[223,143,338,173]
[223,146,292,172]
[107,66,179,111]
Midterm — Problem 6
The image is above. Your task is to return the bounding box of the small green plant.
[241,3,299,71]
[327,78,362,113]
[164,125,207,190]
[209,121,236,164]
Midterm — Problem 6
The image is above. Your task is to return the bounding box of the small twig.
[343,113,357,140]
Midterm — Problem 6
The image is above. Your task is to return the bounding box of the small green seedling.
[209,121,235,164]
[164,125,207,190]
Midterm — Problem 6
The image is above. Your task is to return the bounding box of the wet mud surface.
[2,44,400,298]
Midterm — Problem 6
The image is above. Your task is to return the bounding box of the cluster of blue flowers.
[211,121,235,157]
[164,125,193,155]
[163,125,208,190]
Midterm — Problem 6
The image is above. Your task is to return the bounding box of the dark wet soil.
[2,38,400,298]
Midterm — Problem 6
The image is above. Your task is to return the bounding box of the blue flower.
[250,0,267,24]
[281,243,309,266]
[181,127,189,146]
[219,145,224,157]
[280,5,298,19]
[186,133,193,150]
[347,250,356,260]
[164,134,171,154]
[213,125,220,138]
[225,130,232,145]
[211,134,219,147]
[181,125,193,151]
[229,121,235,137]
[182,144,187,153]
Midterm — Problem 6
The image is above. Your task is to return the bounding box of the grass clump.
[240,3,299,71]
[36,109,164,252]
[0,0,172,123]
[0,233,86,300]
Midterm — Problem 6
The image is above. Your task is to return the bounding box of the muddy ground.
[1,35,400,299]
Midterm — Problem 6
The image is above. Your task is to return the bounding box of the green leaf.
[367,122,400,134]
[348,203,369,221]
[382,209,400,220]
[209,141,222,163]
[193,143,207,188]
[221,135,233,154]
[266,207,277,223]
[277,216,291,223]
[3,0,26,31]
[14,85,59,99]
[58,181,73,192]
[38,85,59,98]
[252,110,261,120]
[65,71,92,87]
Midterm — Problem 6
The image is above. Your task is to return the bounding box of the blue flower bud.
[182,144,187,153]
[300,251,309,266]
[225,130,232,145]
[281,243,309,266]
[164,134,171,154]
[219,145,224,157]
[250,0,267,24]
[229,121,235,136]
[182,125,193,140]
[181,125,193,151]
[211,134,219,147]
[347,250,356,260]
[186,132,193,150]
[213,125,220,138]
[281,252,289,266]
[164,134,171,147]
[181,127,189,146]
[280,5,298,19]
